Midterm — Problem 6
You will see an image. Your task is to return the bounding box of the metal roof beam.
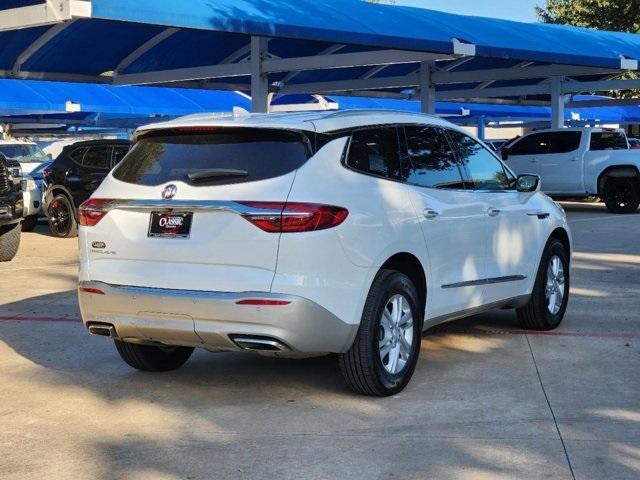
[0,1,90,32]
[279,74,420,94]
[263,50,451,73]
[437,84,550,100]
[0,69,108,83]
[561,78,640,93]
[432,64,618,85]
[113,63,252,85]
[114,27,180,75]
[281,44,346,84]
[12,20,76,74]
[567,98,640,107]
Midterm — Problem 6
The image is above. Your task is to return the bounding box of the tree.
[536,1,640,97]
[536,0,640,32]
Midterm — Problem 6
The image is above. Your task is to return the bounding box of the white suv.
[78,111,572,396]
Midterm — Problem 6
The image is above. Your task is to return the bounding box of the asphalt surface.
[0,202,638,480]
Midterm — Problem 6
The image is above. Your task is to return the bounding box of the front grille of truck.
[0,163,9,193]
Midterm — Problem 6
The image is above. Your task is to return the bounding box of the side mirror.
[501,148,509,161]
[516,174,541,193]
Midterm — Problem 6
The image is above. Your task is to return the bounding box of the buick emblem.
[161,184,178,200]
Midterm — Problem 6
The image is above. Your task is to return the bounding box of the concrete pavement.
[0,202,638,480]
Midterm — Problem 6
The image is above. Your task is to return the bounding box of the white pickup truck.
[501,127,640,213]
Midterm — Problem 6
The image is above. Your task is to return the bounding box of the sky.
[395,0,540,22]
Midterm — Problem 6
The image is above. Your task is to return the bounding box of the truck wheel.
[338,270,422,396]
[47,194,78,237]
[22,215,39,232]
[0,223,21,262]
[114,340,194,372]
[517,239,569,331]
[603,178,640,214]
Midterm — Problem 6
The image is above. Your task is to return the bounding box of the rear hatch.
[81,127,314,292]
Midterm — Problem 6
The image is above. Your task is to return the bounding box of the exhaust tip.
[230,335,290,352]
[88,323,116,338]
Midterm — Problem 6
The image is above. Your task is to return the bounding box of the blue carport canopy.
[1,0,640,119]
[0,78,250,127]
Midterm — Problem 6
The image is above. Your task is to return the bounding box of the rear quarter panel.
[272,137,430,326]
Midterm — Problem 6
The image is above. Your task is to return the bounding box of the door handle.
[487,208,501,217]
[423,208,440,220]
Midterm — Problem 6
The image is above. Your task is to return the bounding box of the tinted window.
[82,147,111,170]
[590,132,628,151]
[113,129,311,187]
[547,132,581,154]
[68,147,88,163]
[402,126,465,189]
[112,146,130,167]
[508,133,550,156]
[508,131,581,156]
[346,128,401,180]
[448,130,515,191]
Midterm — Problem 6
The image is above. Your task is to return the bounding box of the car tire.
[114,340,194,372]
[338,270,423,396]
[47,194,78,238]
[517,238,570,331]
[22,215,39,232]
[603,178,640,214]
[0,223,21,262]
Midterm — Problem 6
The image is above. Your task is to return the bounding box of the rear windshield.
[590,132,628,151]
[113,128,312,187]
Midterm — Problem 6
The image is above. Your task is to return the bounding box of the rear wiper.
[187,169,249,182]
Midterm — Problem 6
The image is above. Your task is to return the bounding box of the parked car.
[77,111,572,396]
[20,161,52,231]
[0,154,24,261]
[628,137,640,150]
[0,140,50,174]
[501,127,640,213]
[43,139,132,237]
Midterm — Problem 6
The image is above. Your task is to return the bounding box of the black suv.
[43,139,131,237]
[0,154,24,261]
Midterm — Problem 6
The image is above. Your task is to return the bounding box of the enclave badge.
[162,184,178,200]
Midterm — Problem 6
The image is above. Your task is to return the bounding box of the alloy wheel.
[378,294,414,375]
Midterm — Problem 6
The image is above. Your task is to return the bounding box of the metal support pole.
[250,36,269,113]
[419,61,436,115]
[550,76,564,129]
[477,116,486,141]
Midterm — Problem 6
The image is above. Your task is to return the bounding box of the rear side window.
[346,128,402,180]
[402,126,465,189]
[508,133,550,156]
[113,129,311,187]
[447,130,516,191]
[547,132,582,154]
[82,146,111,170]
[509,131,581,155]
[68,147,88,163]
[590,132,628,151]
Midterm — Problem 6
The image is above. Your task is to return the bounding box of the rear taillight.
[79,287,105,295]
[78,198,112,227]
[238,202,348,233]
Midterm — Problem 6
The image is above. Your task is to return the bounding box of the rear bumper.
[78,281,358,354]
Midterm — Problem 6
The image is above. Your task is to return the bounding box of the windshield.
[0,144,47,163]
